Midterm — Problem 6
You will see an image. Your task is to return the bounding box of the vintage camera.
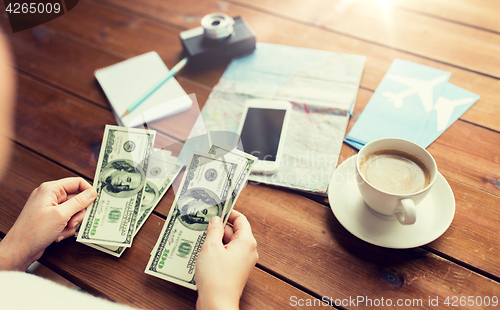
[180,13,256,68]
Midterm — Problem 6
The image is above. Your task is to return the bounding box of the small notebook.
[95,51,192,127]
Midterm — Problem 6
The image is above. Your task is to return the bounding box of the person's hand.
[195,210,258,310]
[0,177,96,271]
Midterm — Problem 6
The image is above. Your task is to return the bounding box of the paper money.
[145,146,256,290]
[145,151,239,290]
[85,149,182,257]
[135,150,183,233]
[207,143,257,223]
[77,125,155,247]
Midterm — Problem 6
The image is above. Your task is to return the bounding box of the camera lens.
[201,13,235,40]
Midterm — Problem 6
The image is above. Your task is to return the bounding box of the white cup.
[355,138,438,225]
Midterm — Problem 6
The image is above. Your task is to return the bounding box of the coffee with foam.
[359,150,430,194]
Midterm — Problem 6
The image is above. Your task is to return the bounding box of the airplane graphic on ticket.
[381,74,449,112]
[345,59,479,149]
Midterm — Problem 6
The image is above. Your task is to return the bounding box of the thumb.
[59,188,97,219]
[204,216,224,247]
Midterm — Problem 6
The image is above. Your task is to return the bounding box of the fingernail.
[73,222,79,228]
[86,188,96,199]
[57,236,65,242]
[211,216,221,224]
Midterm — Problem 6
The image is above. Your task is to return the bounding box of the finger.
[56,226,78,242]
[68,208,86,229]
[223,224,234,244]
[44,177,92,204]
[57,177,93,201]
[58,188,97,219]
[204,216,224,248]
[227,209,242,224]
[56,177,93,193]
[228,210,253,236]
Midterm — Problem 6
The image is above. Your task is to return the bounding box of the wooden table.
[1,0,500,309]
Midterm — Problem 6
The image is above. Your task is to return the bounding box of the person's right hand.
[195,210,258,310]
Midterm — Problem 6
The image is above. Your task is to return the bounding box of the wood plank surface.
[156,171,500,294]
[93,0,500,133]
[1,0,500,308]
[2,0,499,198]
[390,0,500,34]
[14,73,187,179]
[0,23,209,142]
[232,0,500,79]
[218,183,500,306]
[7,0,500,270]
[9,40,500,307]
[2,0,499,133]
[0,145,330,310]
[11,33,499,275]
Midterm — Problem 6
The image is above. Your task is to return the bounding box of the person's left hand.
[0,177,96,271]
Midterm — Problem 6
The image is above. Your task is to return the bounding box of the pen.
[122,57,189,117]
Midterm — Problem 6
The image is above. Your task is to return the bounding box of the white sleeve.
[0,271,140,310]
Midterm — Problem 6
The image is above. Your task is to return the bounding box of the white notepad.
[95,51,192,127]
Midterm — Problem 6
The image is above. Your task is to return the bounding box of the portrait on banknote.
[178,188,223,230]
[99,159,146,198]
[141,181,159,211]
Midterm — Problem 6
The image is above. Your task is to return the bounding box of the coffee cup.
[355,138,437,225]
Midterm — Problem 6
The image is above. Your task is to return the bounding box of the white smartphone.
[237,99,292,174]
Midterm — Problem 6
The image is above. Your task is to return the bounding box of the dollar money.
[85,149,182,257]
[207,143,257,223]
[77,125,155,247]
[145,151,238,290]
[135,150,183,233]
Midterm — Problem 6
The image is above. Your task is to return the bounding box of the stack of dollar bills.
[76,125,257,290]
[76,125,183,257]
[145,143,256,290]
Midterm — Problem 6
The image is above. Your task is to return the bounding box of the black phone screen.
[240,107,287,161]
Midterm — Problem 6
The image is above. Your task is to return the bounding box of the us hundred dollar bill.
[207,143,257,223]
[77,125,155,247]
[145,151,238,290]
[85,149,182,257]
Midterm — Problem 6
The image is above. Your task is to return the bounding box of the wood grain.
[10,17,500,274]
[232,0,500,78]
[391,0,500,34]
[12,40,500,200]
[218,183,500,306]
[0,12,212,112]
[95,0,500,133]
[0,19,210,141]
[153,170,500,291]
[3,0,499,133]
[9,40,500,306]
[0,145,73,234]
[426,178,500,277]
[14,73,184,179]
[4,118,500,309]
[1,0,499,307]
[4,0,500,198]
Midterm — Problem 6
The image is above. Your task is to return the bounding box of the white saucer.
[328,155,455,249]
